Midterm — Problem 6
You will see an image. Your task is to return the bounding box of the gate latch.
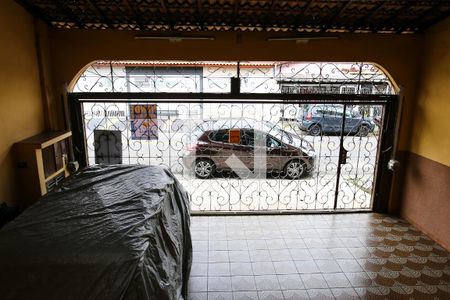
[339,147,348,165]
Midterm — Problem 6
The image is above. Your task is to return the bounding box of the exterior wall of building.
[400,18,450,250]
[0,1,45,204]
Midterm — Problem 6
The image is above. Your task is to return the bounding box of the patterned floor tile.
[232,291,258,300]
[189,276,208,292]
[188,214,450,300]
[208,292,233,300]
[273,261,297,274]
[282,289,309,300]
[301,273,328,289]
[254,275,281,290]
[307,288,334,300]
[251,261,276,275]
[230,262,253,276]
[331,288,359,300]
[257,290,284,300]
[231,276,257,291]
[277,274,304,290]
[208,277,232,292]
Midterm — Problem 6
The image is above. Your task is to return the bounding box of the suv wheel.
[284,160,305,179]
[308,124,322,136]
[357,125,370,137]
[194,159,215,179]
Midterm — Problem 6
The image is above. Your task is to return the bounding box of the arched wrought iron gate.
[67,61,399,214]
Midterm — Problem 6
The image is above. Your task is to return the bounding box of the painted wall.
[0,1,45,204]
[408,19,450,166]
[400,18,450,250]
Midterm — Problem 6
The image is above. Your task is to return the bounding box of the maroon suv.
[183,122,315,179]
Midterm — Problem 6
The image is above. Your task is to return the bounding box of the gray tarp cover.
[0,165,192,300]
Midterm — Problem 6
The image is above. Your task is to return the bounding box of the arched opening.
[68,60,399,214]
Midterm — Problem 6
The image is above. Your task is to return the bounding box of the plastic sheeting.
[0,165,192,300]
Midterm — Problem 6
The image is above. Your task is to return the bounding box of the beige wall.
[400,18,450,250]
[0,1,45,204]
[408,18,450,166]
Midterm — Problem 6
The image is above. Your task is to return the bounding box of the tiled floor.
[188,213,450,299]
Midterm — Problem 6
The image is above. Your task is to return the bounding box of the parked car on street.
[183,118,315,179]
[298,104,375,136]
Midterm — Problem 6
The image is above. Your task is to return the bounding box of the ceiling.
[17,0,450,34]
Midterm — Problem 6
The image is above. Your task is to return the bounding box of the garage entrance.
[68,61,398,214]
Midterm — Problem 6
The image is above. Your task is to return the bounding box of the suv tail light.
[306,113,313,120]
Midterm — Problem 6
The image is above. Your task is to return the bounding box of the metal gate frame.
[68,91,399,213]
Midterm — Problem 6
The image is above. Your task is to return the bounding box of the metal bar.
[75,98,391,105]
[69,92,397,102]
[76,100,391,107]
[109,63,115,92]
[391,88,404,158]
[333,103,348,210]
[191,209,372,216]
[277,80,389,85]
